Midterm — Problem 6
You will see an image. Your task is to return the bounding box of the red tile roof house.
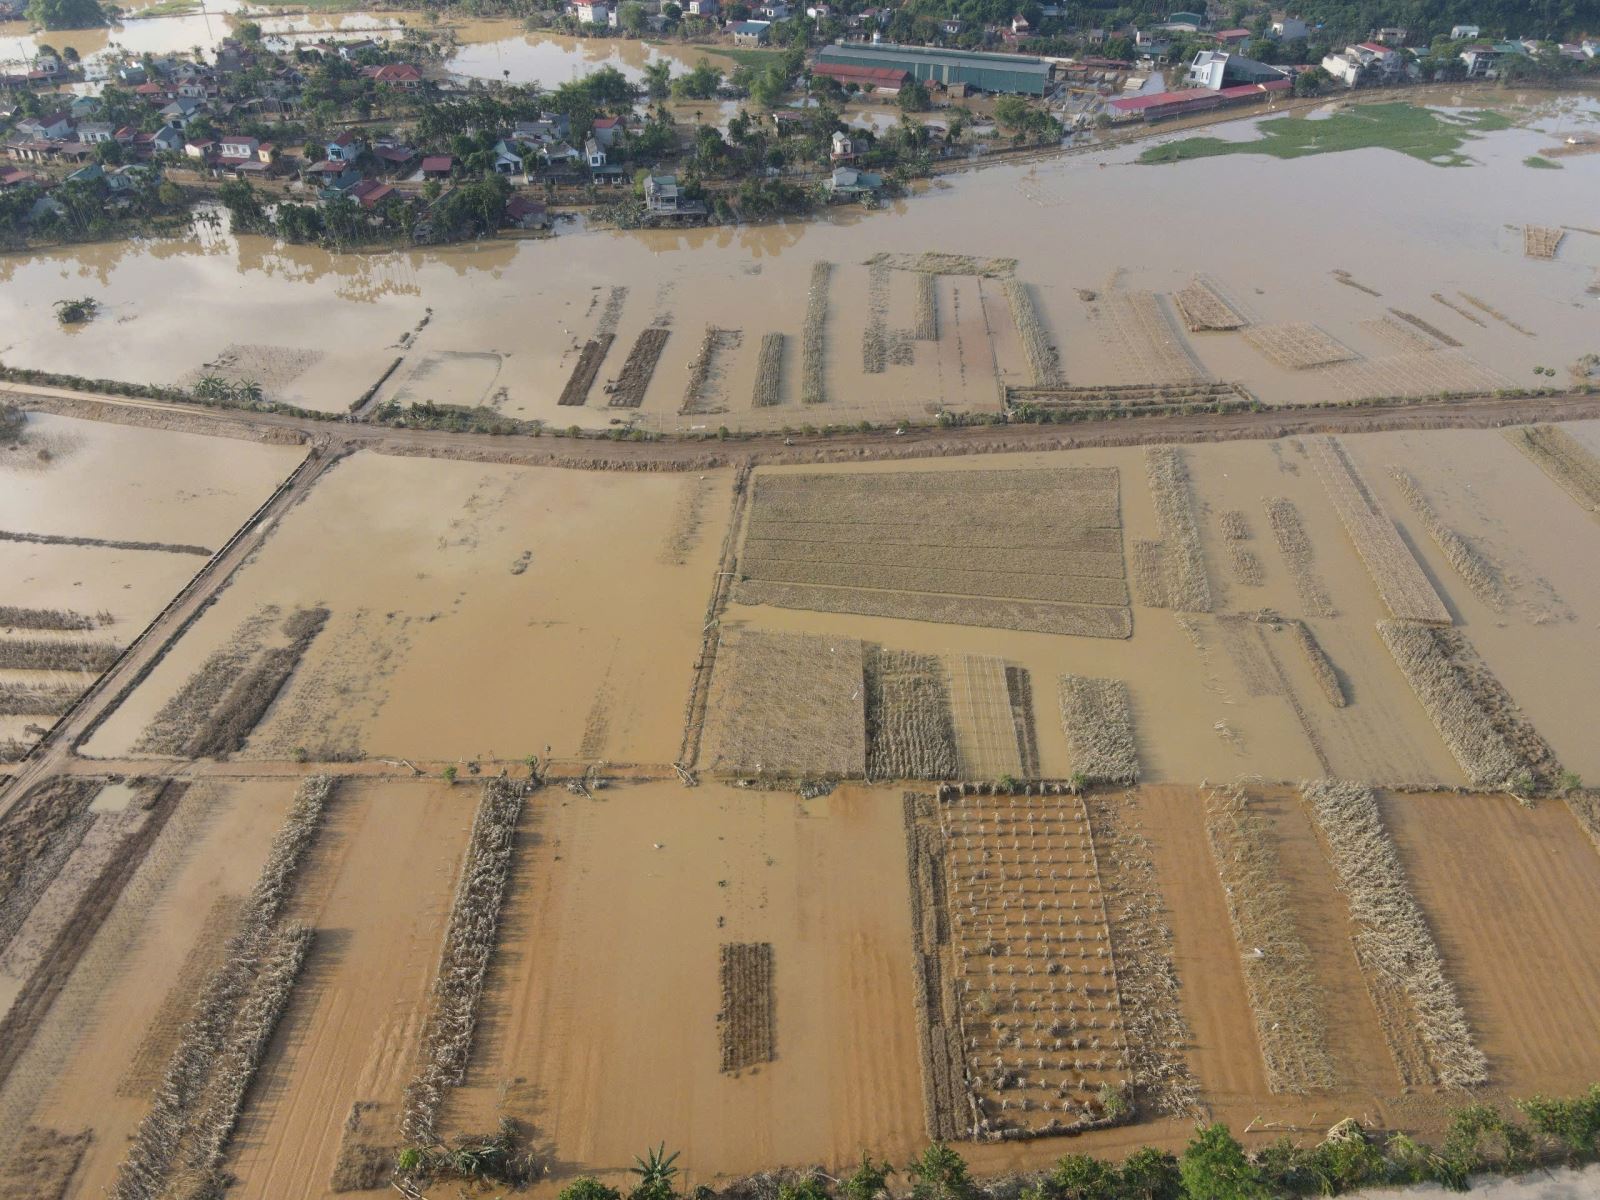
[361,63,424,89]
[590,114,624,148]
[349,177,395,209]
[421,154,454,179]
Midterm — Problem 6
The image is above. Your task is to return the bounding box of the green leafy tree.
[842,1154,892,1200]
[671,57,723,100]
[1049,1153,1118,1200]
[1180,1124,1271,1200]
[1116,1146,1183,1200]
[777,1177,831,1200]
[560,1178,622,1200]
[642,59,672,100]
[907,1144,973,1200]
[25,0,106,29]
[1519,1087,1600,1161]
[897,78,931,112]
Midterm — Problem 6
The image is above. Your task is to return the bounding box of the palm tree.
[630,1144,680,1200]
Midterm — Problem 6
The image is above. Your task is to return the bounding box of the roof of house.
[506,195,546,218]
[366,63,423,82]
[810,62,910,85]
[1215,27,1250,37]
[421,154,454,171]
[329,129,362,146]
[1110,77,1286,111]
[729,20,771,32]
[372,144,416,162]
[1356,40,1391,53]
[592,115,623,129]
[350,177,394,207]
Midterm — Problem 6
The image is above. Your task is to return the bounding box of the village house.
[16,112,73,141]
[830,130,856,161]
[371,140,418,173]
[326,130,366,162]
[362,63,424,89]
[1459,44,1501,77]
[573,0,610,24]
[584,137,606,168]
[1212,27,1251,49]
[337,40,383,61]
[687,0,718,15]
[730,20,773,45]
[72,122,116,146]
[491,141,526,174]
[158,98,205,129]
[1270,14,1308,40]
[504,195,551,230]
[757,1,790,19]
[825,164,883,201]
[1321,41,1403,85]
[421,154,454,180]
[348,177,395,209]
[590,115,624,148]
[1451,24,1480,40]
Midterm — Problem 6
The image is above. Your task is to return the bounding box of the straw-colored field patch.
[865,647,958,781]
[702,628,867,778]
[1172,277,1246,331]
[1134,448,1213,613]
[1004,280,1063,387]
[1056,676,1138,785]
[1390,467,1507,611]
[1523,225,1564,258]
[734,468,1131,638]
[1092,292,1205,384]
[1316,350,1508,400]
[718,942,775,1073]
[802,261,833,405]
[947,655,1026,781]
[1243,322,1357,370]
[1508,424,1600,518]
[1265,497,1336,618]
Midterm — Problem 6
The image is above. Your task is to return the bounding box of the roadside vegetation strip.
[1310,438,1451,625]
[1508,424,1600,517]
[1377,620,1560,792]
[557,334,615,407]
[1389,467,1508,611]
[111,775,333,1200]
[801,260,833,405]
[751,332,786,407]
[401,776,529,1145]
[607,327,671,409]
[1264,496,1337,618]
[1004,279,1063,387]
[1142,446,1214,613]
[1204,782,1336,1094]
[1291,620,1346,707]
[0,605,101,632]
[864,646,958,781]
[1301,780,1487,1088]
[0,638,122,672]
[1056,675,1139,785]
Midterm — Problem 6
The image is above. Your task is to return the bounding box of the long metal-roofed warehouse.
[813,42,1051,95]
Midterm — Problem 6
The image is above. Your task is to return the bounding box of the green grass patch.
[128,0,201,15]
[1140,102,1515,168]
[1524,154,1562,168]
[698,45,784,70]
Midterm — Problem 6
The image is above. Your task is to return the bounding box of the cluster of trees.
[24,0,106,30]
[0,173,187,250]
[218,175,512,248]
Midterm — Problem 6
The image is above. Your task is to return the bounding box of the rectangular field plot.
[734,468,1130,639]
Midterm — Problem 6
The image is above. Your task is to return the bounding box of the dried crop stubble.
[135,607,278,755]
[737,582,1134,639]
[739,557,1128,606]
[0,777,100,953]
[1203,783,1335,1093]
[913,273,939,341]
[1384,309,1461,347]
[865,646,958,781]
[1523,225,1565,258]
[751,333,786,407]
[330,1101,395,1193]
[1265,497,1337,618]
[110,776,333,1200]
[1056,676,1138,785]
[557,335,615,407]
[3,1126,91,1200]
[608,327,671,408]
[801,261,833,405]
[1389,468,1507,611]
[947,654,1025,781]
[718,942,776,1072]
[1084,793,1199,1117]
[1291,620,1346,707]
[702,629,866,777]
[1140,447,1213,612]
[1098,292,1205,385]
[937,789,1133,1138]
[1242,322,1357,370]
[1310,438,1450,625]
[1172,277,1246,331]
[400,777,529,1145]
[1005,667,1040,779]
[681,327,743,415]
[0,639,120,672]
[865,251,1017,277]
[1300,780,1487,1088]
[1458,293,1533,336]
[1377,621,1560,790]
[1317,350,1509,401]
[740,538,1125,579]
[1508,425,1600,517]
[864,262,891,374]
[0,606,99,631]
[1431,292,1486,327]
[1218,508,1262,587]
[186,607,330,759]
[903,793,968,1141]
[0,682,81,717]
[1004,280,1063,387]
[744,520,1123,554]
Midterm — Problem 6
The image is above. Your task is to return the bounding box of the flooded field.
[1,96,1595,429]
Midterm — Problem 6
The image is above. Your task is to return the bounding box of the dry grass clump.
[1390,468,1507,611]
[1508,424,1600,517]
[1265,497,1337,618]
[1310,438,1450,625]
[801,261,833,405]
[137,607,277,754]
[1057,676,1138,785]
[863,262,891,374]
[738,555,1126,605]
[330,1101,394,1193]
[865,251,1016,277]
[1430,292,1486,327]
[0,638,120,672]
[0,681,81,717]
[402,777,528,1145]
[1218,508,1262,587]
[1301,779,1487,1087]
[703,629,866,777]
[1172,277,1246,331]
[1139,447,1214,613]
[558,335,614,406]
[1204,783,1335,1093]
[1458,293,1533,336]
[111,776,332,1200]
[1290,620,1346,707]
[186,608,329,759]
[1243,322,1356,370]
[865,647,958,781]
[1377,621,1559,790]
[1524,225,1564,258]
[718,942,775,1072]
[1085,794,1200,1117]
[0,606,100,631]
[4,1126,92,1200]
[739,581,1131,638]
[751,333,785,407]
[607,326,670,408]
[913,272,938,340]
[1004,279,1063,387]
